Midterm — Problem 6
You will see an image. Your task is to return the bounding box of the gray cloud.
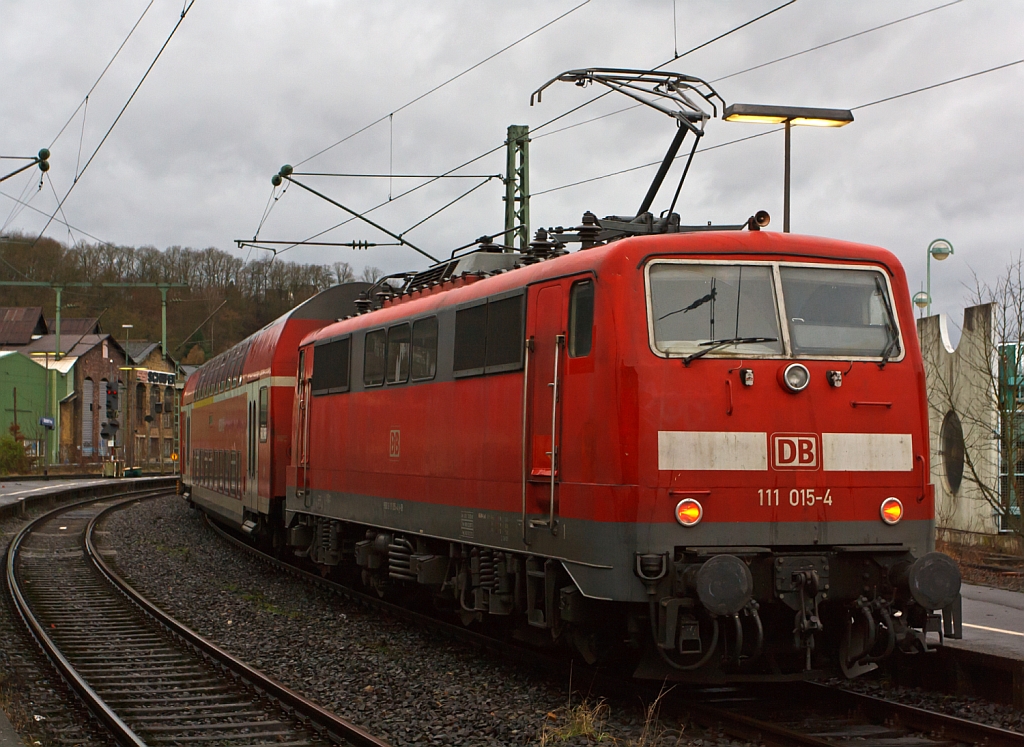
[2,0,1022,333]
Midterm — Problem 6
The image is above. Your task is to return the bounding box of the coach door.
[296,349,312,500]
[244,385,258,512]
[523,282,567,538]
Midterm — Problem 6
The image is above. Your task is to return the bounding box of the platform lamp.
[912,240,954,317]
[723,104,854,233]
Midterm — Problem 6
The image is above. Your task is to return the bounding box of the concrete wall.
[918,305,1001,542]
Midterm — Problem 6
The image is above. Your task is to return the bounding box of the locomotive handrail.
[530,334,564,533]
[521,337,533,544]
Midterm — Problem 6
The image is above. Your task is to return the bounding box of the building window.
[363,330,386,387]
[135,383,146,427]
[569,280,595,358]
[386,324,411,384]
[411,317,438,381]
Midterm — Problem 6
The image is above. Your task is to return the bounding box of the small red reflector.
[880,497,903,525]
[675,498,703,527]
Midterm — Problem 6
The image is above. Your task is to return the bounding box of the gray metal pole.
[783,120,791,234]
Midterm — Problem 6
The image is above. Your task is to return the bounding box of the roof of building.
[125,341,161,365]
[19,333,122,359]
[46,317,101,336]
[0,307,47,346]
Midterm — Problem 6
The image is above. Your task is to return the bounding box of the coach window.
[411,316,438,381]
[312,338,350,395]
[258,386,268,442]
[363,329,387,387]
[386,324,411,384]
[569,280,594,357]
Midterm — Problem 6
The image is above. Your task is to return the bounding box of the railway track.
[199,503,1024,747]
[5,490,390,747]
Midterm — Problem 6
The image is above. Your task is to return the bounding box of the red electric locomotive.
[181,69,961,680]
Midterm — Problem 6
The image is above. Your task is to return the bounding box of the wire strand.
[48,0,156,148]
[32,0,198,247]
[295,0,592,167]
[532,57,1024,197]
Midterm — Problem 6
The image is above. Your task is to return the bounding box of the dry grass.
[538,686,687,746]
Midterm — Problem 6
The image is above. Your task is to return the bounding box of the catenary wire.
[532,56,1024,197]
[531,0,970,143]
[294,0,592,167]
[264,2,797,258]
[32,0,198,247]
[47,0,156,148]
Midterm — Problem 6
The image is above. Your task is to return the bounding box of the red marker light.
[675,498,703,527]
[880,497,903,525]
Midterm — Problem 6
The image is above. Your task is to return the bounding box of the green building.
[0,350,69,461]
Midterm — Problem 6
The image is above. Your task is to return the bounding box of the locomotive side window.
[485,295,524,371]
[780,267,900,359]
[454,294,525,377]
[454,303,487,375]
[386,324,411,384]
[411,316,438,381]
[312,338,351,394]
[569,280,595,357]
[258,386,268,442]
[363,329,387,386]
[649,264,783,357]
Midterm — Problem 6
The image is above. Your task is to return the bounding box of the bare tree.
[359,265,384,283]
[922,255,1024,540]
[332,261,354,284]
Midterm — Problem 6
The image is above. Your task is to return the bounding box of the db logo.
[389,429,401,458]
[772,433,819,470]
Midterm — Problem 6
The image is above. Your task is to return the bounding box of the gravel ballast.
[101,495,708,747]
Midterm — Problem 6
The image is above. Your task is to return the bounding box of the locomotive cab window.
[258,386,268,442]
[780,266,901,359]
[569,280,594,357]
[312,337,350,395]
[411,316,438,381]
[364,329,386,387]
[386,324,411,384]
[649,263,783,358]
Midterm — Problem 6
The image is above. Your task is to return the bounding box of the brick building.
[20,334,127,465]
[125,341,180,473]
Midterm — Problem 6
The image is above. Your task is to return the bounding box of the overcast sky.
[2,0,1022,335]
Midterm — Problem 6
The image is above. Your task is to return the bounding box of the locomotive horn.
[746,211,771,231]
[695,555,754,617]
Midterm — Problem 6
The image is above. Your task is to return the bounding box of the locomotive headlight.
[778,363,810,393]
[880,497,903,524]
[675,498,703,527]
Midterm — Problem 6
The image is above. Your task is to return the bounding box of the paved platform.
[950,582,1024,659]
[0,478,116,511]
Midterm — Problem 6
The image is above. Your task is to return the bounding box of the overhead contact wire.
[295,0,593,167]
[32,0,199,247]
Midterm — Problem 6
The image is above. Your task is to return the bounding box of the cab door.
[524,283,567,535]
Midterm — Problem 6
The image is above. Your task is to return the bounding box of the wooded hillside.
[0,233,381,363]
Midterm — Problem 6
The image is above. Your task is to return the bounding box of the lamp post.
[723,103,854,233]
[912,239,954,317]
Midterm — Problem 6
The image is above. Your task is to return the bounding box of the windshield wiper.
[682,336,778,366]
[658,286,717,321]
[873,276,900,367]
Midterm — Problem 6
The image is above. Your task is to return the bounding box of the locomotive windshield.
[649,264,784,356]
[648,262,901,360]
